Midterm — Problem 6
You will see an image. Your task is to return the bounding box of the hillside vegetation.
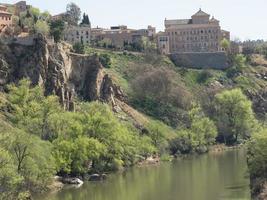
[1,44,267,199]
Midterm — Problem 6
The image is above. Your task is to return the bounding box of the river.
[37,149,251,200]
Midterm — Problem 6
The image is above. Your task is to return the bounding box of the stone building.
[0,5,12,34]
[159,9,230,54]
[91,25,156,49]
[64,25,91,45]
[14,1,28,15]
[51,13,66,21]
[157,32,170,54]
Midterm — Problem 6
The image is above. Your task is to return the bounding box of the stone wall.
[170,52,229,69]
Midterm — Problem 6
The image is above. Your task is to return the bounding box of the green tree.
[81,13,90,26]
[50,20,65,43]
[247,128,267,195]
[6,79,61,140]
[29,7,41,22]
[34,20,50,35]
[233,54,246,68]
[220,38,230,51]
[189,104,217,147]
[215,88,257,143]
[147,121,167,151]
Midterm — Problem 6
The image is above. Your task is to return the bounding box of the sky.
[3,0,267,41]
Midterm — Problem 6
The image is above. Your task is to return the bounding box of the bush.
[197,70,213,83]
[72,42,85,54]
[99,54,112,68]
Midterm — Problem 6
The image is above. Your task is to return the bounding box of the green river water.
[37,149,251,200]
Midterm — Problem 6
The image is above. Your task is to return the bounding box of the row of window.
[1,16,11,21]
[171,42,219,49]
[168,29,219,36]
[159,37,168,42]
[76,31,90,35]
[170,35,219,42]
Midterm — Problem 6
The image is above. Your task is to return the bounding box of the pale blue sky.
[3,0,267,40]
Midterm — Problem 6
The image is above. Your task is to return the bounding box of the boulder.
[89,173,107,181]
[61,177,83,185]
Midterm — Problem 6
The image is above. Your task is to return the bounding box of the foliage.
[247,128,267,195]
[169,104,217,154]
[50,20,65,43]
[18,7,51,34]
[99,54,112,68]
[65,2,81,26]
[81,13,90,25]
[214,88,257,144]
[72,42,85,54]
[6,79,61,140]
[220,38,230,51]
[233,54,246,68]
[0,79,160,197]
[34,20,50,35]
[247,129,267,179]
[0,120,56,199]
[130,66,192,127]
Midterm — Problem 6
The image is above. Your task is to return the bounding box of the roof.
[192,9,210,17]
[165,19,191,26]
[0,11,12,15]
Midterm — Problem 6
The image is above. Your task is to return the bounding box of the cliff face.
[0,35,125,110]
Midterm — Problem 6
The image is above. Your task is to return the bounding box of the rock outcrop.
[0,35,125,110]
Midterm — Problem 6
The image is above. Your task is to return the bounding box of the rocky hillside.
[0,35,125,112]
[1,36,267,127]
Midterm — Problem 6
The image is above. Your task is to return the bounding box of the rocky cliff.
[0,35,125,111]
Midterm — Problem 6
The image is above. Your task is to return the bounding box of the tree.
[0,119,56,197]
[65,2,81,25]
[220,38,230,52]
[6,79,61,140]
[147,121,167,150]
[215,88,257,144]
[0,147,22,200]
[29,7,41,22]
[50,20,65,43]
[247,128,267,195]
[233,54,246,68]
[81,13,90,26]
[34,20,50,35]
[189,104,217,147]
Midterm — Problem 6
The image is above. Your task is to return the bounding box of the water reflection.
[37,149,251,200]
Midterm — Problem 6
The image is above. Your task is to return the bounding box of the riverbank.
[44,144,246,197]
[209,144,245,153]
[36,148,250,200]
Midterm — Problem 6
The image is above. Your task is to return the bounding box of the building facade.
[91,25,156,49]
[0,5,12,34]
[158,9,230,54]
[157,32,170,55]
[64,25,91,45]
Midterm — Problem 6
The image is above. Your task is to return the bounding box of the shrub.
[99,54,112,68]
[72,42,85,54]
